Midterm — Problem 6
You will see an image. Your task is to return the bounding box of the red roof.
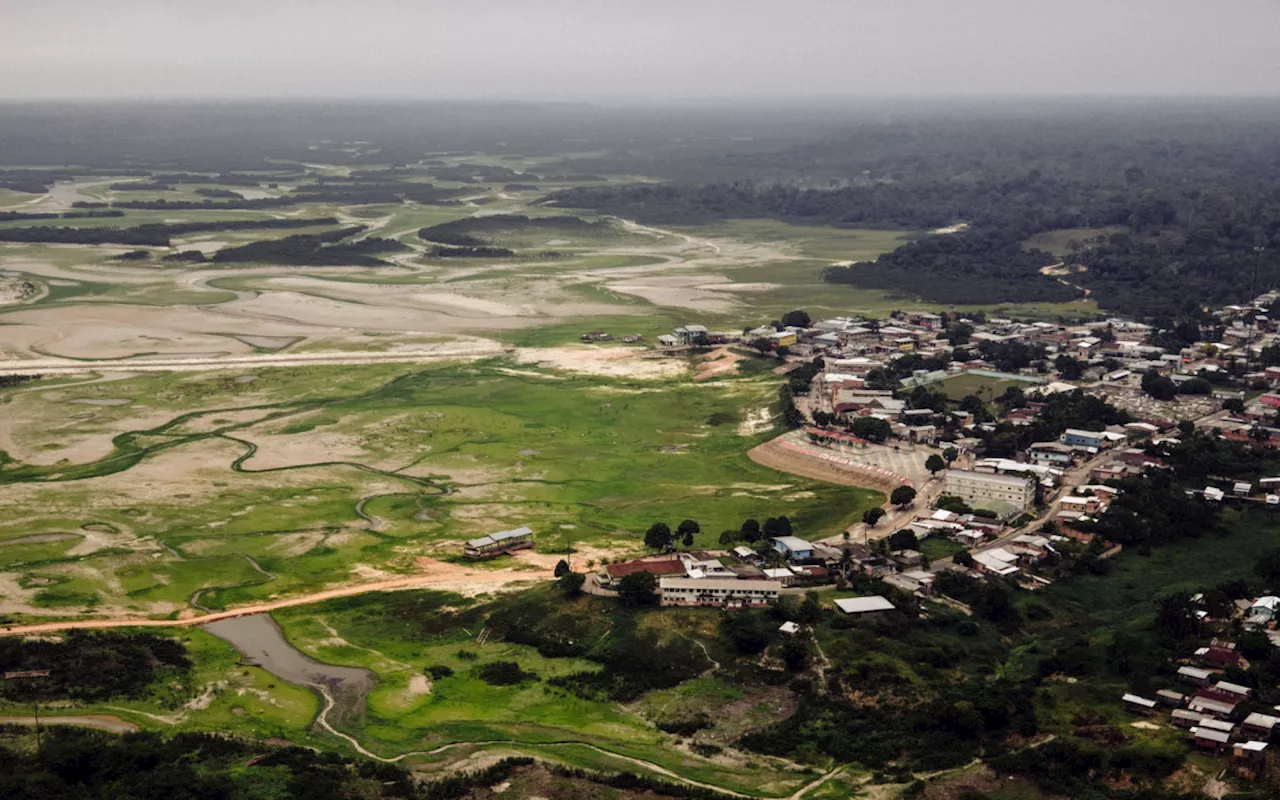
[605,559,686,579]
[1202,646,1243,668]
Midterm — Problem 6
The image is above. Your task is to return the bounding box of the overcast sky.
[3,0,1279,101]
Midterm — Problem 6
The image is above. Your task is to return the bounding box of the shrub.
[426,665,454,680]
[477,660,536,686]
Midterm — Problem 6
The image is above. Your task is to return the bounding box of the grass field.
[1020,508,1280,753]
[687,220,916,262]
[1021,227,1127,258]
[0,359,880,618]
[0,626,322,742]
[269,588,822,797]
[934,372,1037,402]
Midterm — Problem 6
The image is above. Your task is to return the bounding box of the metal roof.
[833,596,895,614]
[465,526,533,548]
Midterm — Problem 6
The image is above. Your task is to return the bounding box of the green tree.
[850,416,891,442]
[616,571,659,606]
[740,518,762,542]
[780,309,812,328]
[943,446,959,464]
[1054,354,1084,380]
[1224,397,1246,413]
[955,551,975,568]
[890,485,917,507]
[557,571,586,597]
[1140,369,1177,401]
[947,322,973,346]
[644,522,673,551]
[718,529,739,546]
[677,519,701,547]
[887,529,919,551]
[862,507,886,527]
[925,454,946,475]
[553,559,570,577]
[797,591,822,625]
[779,637,810,671]
[1256,548,1280,587]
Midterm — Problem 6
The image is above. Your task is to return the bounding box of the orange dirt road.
[0,556,553,638]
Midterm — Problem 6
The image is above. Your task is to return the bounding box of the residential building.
[942,469,1035,513]
[673,324,709,345]
[1063,429,1106,449]
[1189,694,1239,719]
[1178,666,1213,686]
[1172,709,1203,729]
[1028,442,1074,466]
[972,548,1020,576]
[1192,726,1232,752]
[772,536,814,561]
[659,577,780,608]
[1157,689,1187,707]
[600,555,687,587]
[1242,712,1279,741]
[1123,694,1157,715]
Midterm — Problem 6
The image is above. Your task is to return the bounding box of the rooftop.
[833,596,896,614]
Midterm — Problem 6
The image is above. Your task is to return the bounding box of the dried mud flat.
[514,346,687,379]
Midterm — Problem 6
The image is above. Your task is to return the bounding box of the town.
[549,294,1280,774]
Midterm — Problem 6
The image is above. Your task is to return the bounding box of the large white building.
[942,469,1035,513]
[659,577,781,608]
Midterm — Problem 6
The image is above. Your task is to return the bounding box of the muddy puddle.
[203,614,375,724]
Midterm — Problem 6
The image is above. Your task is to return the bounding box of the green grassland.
[1021,227,1127,258]
[0,627,322,741]
[269,588,822,797]
[0,360,879,617]
[684,219,916,262]
[934,373,1028,402]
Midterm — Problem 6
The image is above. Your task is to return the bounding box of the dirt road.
[0,556,552,638]
[0,714,140,733]
[0,340,507,377]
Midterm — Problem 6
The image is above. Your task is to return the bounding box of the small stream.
[202,613,375,724]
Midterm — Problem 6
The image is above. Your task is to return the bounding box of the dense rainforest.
[543,107,1280,318]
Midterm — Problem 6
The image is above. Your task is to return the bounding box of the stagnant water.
[202,613,375,723]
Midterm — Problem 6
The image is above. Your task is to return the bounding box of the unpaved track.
[0,714,140,733]
[0,341,506,377]
[0,557,552,638]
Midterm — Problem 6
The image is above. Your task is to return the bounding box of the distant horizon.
[4,0,1278,100]
[3,92,1280,106]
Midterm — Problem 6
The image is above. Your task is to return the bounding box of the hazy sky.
[3,0,1279,100]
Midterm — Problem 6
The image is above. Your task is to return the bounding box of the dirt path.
[0,555,552,638]
[0,340,507,377]
[0,714,140,733]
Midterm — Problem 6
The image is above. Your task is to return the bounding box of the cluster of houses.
[1121,640,1275,779]
[592,534,906,614]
